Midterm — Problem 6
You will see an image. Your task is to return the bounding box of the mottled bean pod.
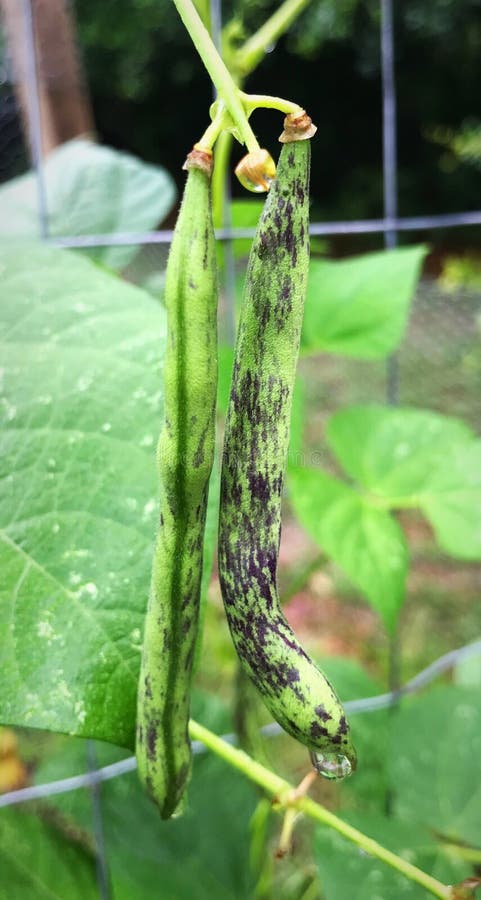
[218,128,356,778]
[136,150,218,817]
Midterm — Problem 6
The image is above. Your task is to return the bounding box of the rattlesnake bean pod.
[136,149,218,817]
[218,127,356,778]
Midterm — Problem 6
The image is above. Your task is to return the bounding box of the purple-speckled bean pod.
[218,132,356,780]
[136,149,218,817]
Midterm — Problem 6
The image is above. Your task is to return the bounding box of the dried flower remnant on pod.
[235,148,277,193]
[279,111,317,143]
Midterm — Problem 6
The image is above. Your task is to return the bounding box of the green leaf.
[0,139,176,270]
[0,808,97,899]
[310,236,330,255]
[229,199,264,258]
[389,686,481,845]
[34,703,257,900]
[419,442,481,559]
[325,405,481,561]
[0,243,216,745]
[326,405,472,497]
[111,753,256,900]
[288,468,408,631]
[301,246,427,359]
[320,656,382,703]
[455,651,481,687]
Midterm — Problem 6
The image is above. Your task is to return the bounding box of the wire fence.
[1,2,481,898]
[43,210,481,250]
[1,638,480,811]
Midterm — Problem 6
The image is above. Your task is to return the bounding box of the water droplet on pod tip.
[310,750,354,781]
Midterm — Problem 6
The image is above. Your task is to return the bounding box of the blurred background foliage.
[63,0,481,227]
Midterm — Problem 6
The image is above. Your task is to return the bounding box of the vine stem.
[234,0,313,77]
[240,91,303,116]
[196,103,228,150]
[365,493,421,511]
[188,720,452,900]
[172,0,259,151]
[192,0,210,30]
[211,130,233,229]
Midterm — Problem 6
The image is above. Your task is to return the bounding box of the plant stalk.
[172,0,259,151]
[192,0,210,31]
[197,103,227,150]
[189,720,452,900]
[234,0,312,77]
[212,130,233,229]
[365,493,421,511]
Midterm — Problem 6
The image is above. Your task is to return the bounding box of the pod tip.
[183,147,214,176]
[279,112,317,143]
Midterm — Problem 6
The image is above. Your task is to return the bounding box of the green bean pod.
[136,152,218,817]
[218,135,356,778]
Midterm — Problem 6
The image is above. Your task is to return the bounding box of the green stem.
[189,720,452,900]
[212,130,233,229]
[384,625,401,818]
[172,0,259,151]
[192,0,210,31]
[211,129,236,344]
[442,844,481,864]
[240,91,303,116]
[234,0,313,77]
[365,493,421,511]
[299,796,452,900]
[300,878,323,900]
[197,104,228,150]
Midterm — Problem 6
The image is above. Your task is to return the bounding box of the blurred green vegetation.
[72,0,481,230]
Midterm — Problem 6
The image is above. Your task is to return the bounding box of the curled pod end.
[279,111,317,143]
[235,148,276,193]
[183,146,214,177]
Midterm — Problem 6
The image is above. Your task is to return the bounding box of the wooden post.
[0,0,95,157]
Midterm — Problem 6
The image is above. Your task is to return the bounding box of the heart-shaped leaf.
[326,405,472,497]
[0,139,176,270]
[288,467,408,631]
[301,246,426,359]
[419,442,481,559]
